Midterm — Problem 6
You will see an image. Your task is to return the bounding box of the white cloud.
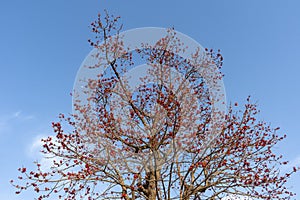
[0,112,18,134]
[289,155,300,168]
[28,135,45,157]
[28,134,60,172]
[222,195,252,200]
[13,111,21,118]
[281,155,300,173]
[0,120,8,134]
[12,111,35,121]
[0,111,35,134]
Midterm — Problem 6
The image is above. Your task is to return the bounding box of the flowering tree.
[12,12,298,200]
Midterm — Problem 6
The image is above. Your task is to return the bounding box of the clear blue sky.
[0,1,299,199]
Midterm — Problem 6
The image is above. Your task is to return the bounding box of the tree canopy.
[12,11,298,200]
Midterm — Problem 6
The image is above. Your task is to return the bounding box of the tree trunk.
[146,171,157,200]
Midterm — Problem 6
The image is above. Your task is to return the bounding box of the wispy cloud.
[290,156,300,168]
[222,195,252,200]
[28,134,58,171]
[281,155,300,173]
[0,120,8,134]
[0,112,19,134]
[12,111,35,121]
[0,111,35,134]
[28,135,45,157]
[13,111,21,118]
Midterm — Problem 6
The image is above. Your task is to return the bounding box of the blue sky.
[0,0,299,199]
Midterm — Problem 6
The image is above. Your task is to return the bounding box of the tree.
[12,11,298,200]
